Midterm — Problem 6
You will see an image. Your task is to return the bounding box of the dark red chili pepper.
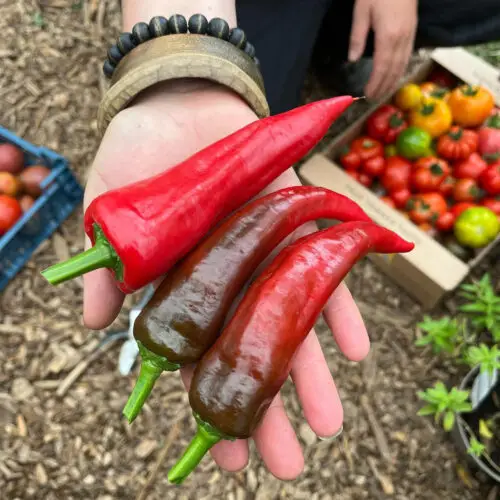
[40,96,354,293]
[123,186,371,422]
[167,221,414,484]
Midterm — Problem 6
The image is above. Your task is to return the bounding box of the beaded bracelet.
[103,14,258,79]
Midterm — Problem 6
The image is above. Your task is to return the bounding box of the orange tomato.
[420,82,450,101]
[448,85,495,128]
[0,172,22,197]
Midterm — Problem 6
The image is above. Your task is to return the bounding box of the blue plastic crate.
[0,126,84,291]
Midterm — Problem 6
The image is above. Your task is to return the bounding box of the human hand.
[349,0,418,100]
[83,82,369,480]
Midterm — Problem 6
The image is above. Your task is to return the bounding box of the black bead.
[207,18,230,41]
[149,15,169,37]
[132,22,152,44]
[103,59,115,78]
[107,44,122,65]
[244,41,256,59]
[168,14,188,34]
[117,33,137,55]
[188,13,208,34]
[228,27,247,49]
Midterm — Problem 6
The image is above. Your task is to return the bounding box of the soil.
[1,2,500,499]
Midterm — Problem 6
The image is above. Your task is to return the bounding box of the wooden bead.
[168,14,188,34]
[107,44,122,65]
[244,41,256,59]
[207,18,230,41]
[188,13,208,34]
[117,33,137,55]
[103,59,115,78]
[228,28,247,49]
[132,22,152,44]
[149,16,169,37]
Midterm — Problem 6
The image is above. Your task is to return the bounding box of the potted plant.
[416,274,500,483]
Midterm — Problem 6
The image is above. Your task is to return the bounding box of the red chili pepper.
[167,221,414,484]
[123,186,371,422]
[40,96,354,293]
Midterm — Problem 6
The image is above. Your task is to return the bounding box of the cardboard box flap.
[299,154,470,292]
[431,47,500,104]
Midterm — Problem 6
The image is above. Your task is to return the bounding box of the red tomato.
[451,202,476,218]
[482,198,500,215]
[381,196,396,208]
[0,172,22,197]
[339,147,361,170]
[413,157,450,191]
[391,188,411,209]
[350,137,384,163]
[479,162,500,196]
[358,172,373,188]
[439,176,456,198]
[478,113,500,157]
[0,144,24,174]
[0,195,22,235]
[362,156,386,177]
[435,211,456,232]
[366,105,408,144]
[437,127,478,161]
[412,168,435,193]
[453,178,481,202]
[381,156,412,192]
[453,153,488,180]
[427,67,457,89]
[407,192,448,224]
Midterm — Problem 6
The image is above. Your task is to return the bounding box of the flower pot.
[451,365,500,484]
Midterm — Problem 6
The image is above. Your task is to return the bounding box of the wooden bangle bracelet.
[97,34,269,136]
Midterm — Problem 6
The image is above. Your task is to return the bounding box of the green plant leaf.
[443,411,455,431]
[417,404,437,416]
[467,437,486,458]
[459,303,487,313]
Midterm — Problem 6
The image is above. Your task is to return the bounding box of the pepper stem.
[168,418,224,485]
[41,224,122,285]
[123,341,180,423]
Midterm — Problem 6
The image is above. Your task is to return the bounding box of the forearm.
[122,1,237,31]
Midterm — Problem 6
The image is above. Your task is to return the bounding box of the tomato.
[453,153,488,180]
[407,192,448,224]
[439,176,456,198]
[482,198,500,216]
[435,211,456,232]
[366,105,408,144]
[479,162,500,196]
[0,195,22,235]
[449,85,495,128]
[358,172,373,188]
[437,126,478,161]
[412,168,435,193]
[396,126,433,160]
[394,83,422,111]
[409,97,452,138]
[0,172,22,197]
[427,67,458,89]
[362,156,385,177]
[381,196,396,209]
[451,202,476,218]
[350,137,384,163]
[0,144,24,174]
[390,188,411,209]
[339,146,361,170]
[453,178,481,202]
[478,114,500,157]
[420,82,450,101]
[454,206,500,248]
[19,165,51,197]
[380,156,412,192]
[418,222,434,233]
[413,157,450,190]
[384,144,397,157]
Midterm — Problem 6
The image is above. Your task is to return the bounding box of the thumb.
[348,0,371,62]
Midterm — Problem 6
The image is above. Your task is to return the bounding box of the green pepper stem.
[41,224,121,285]
[168,420,223,485]
[123,341,180,423]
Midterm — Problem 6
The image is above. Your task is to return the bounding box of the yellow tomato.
[420,82,450,101]
[409,97,452,139]
[394,83,422,111]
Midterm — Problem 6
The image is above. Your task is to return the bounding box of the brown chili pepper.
[123,186,371,422]
[167,221,414,484]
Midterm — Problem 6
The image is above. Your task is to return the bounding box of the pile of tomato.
[0,143,51,236]
[338,68,500,259]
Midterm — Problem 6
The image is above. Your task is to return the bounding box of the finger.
[179,366,250,472]
[253,393,304,480]
[376,38,409,98]
[348,0,370,62]
[323,281,370,362]
[365,31,395,99]
[290,330,343,438]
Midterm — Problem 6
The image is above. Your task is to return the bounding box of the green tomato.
[454,207,500,249]
[396,126,433,160]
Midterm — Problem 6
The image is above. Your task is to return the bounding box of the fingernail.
[317,425,343,442]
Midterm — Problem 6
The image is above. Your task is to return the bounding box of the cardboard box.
[299,48,500,309]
